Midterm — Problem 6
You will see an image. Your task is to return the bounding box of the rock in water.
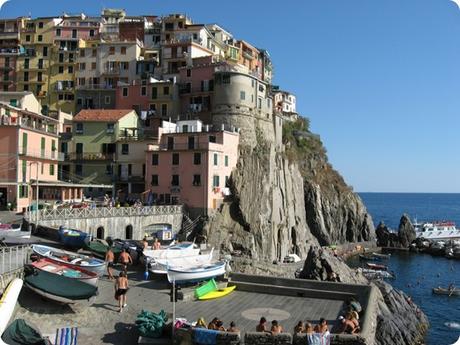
[398,214,416,248]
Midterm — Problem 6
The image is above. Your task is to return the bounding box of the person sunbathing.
[347,312,360,333]
[227,321,239,333]
[314,318,328,333]
[256,317,268,332]
[303,321,314,334]
[216,320,225,331]
[294,321,304,333]
[208,317,218,330]
[270,320,283,334]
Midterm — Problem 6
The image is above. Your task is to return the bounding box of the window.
[193,152,201,165]
[122,87,128,97]
[79,63,86,70]
[267,98,271,108]
[92,49,97,57]
[121,143,129,155]
[75,164,83,176]
[121,61,129,70]
[151,87,157,99]
[58,66,64,74]
[167,137,174,150]
[105,95,111,104]
[76,123,83,134]
[91,62,96,70]
[212,175,220,188]
[193,174,201,186]
[240,91,245,100]
[43,46,48,57]
[106,164,113,175]
[89,29,95,37]
[171,175,179,186]
[213,153,218,166]
[258,98,262,109]
[37,35,43,42]
[186,69,191,77]
[80,49,85,57]
[55,29,61,37]
[164,86,169,95]
[21,160,26,182]
[72,29,77,38]
[128,164,132,176]
[151,174,158,186]
[161,104,167,116]
[109,46,115,55]
[25,35,30,42]
[68,66,73,73]
[38,72,43,82]
[209,135,216,143]
[106,123,115,134]
[19,185,28,198]
[225,155,229,167]
[152,153,159,165]
[222,74,230,84]
[41,162,44,175]
[172,153,179,165]
[23,71,29,81]
[121,47,126,55]
[38,22,44,28]
[188,136,195,149]
[141,86,146,96]
[49,164,55,176]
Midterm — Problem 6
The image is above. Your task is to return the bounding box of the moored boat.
[0,278,23,344]
[31,257,99,286]
[361,268,395,279]
[24,266,98,304]
[371,252,391,259]
[167,261,227,284]
[366,263,388,271]
[58,226,91,248]
[32,244,106,276]
[359,254,383,262]
[150,249,214,274]
[143,242,200,262]
[432,287,460,296]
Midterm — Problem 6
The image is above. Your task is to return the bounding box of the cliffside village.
[0,10,299,217]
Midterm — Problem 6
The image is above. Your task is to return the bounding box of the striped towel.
[54,327,78,345]
[307,332,331,345]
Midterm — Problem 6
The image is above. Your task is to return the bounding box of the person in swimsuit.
[115,271,129,312]
[152,238,161,250]
[256,317,268,332]
[119,249,132,273]
[270,320,283,334]
[105,248,115,280]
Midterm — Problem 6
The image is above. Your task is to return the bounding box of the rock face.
[376,222,400,247]
[398,214,416,248]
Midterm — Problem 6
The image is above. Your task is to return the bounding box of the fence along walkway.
[0,245,29,291]
[25,205,183,221]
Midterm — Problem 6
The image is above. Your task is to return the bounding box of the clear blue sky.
[2,0,460,193]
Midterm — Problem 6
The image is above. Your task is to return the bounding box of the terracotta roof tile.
[74,109,135,122]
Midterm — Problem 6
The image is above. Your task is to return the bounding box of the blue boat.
[58,226,91,248]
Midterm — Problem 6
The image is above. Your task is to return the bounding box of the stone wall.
[244,332,292,345]
[173,328,241,345]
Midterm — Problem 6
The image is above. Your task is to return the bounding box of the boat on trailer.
[31,257,99,286]
[32,244,106,276]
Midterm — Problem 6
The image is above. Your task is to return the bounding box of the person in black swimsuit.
[115,271,129,312]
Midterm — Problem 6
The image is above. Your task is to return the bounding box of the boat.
[0,223,30,240]
[149,249,214,274]
[31,257,99,286]
[143,242,200,263]
[359,254,383,262]
[432,287,460,296]
[167,261,227,284]
[24,265,98,304]
[198,285,236,300]
[195,279,218,299]
[371,252,391,259]
[58,226,92,248]
[366,263,388,271]
[415,221,460,241]
[32,244,106,276]
[84,239,122,259]
[361,268,395,279]
[0,278,23,344]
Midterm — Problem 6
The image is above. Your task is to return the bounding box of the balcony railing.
[18,146,64,161]
[76,84,115,90]
[102,67,120,75]
[67,152,115,161]
[19,119,58,134]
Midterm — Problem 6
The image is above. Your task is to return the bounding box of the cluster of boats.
[410,238,460,259]
[358,252,395,279]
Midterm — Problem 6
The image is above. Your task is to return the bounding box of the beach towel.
[193,328,219,345]
[306,332,331,345]
[54,327,78,345]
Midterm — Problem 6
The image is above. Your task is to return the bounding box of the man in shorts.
[105,247,115,280]
[119,248,132,273]
[114,271,129,312]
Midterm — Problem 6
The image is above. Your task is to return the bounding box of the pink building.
[0,94,84,212]
[145,120,239,217]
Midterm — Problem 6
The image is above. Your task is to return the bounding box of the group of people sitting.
[256,317,329,335]
[194,317,240,333]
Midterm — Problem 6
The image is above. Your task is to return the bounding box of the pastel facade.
[145,120,239,217]
[0,18,26,92]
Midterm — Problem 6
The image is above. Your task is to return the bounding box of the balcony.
[55,83,74,92]
[18,147,64,161]
[76,84,115,90]
[101,67,120,76]
[19,118,58,134]
[68,152,115,161]
[242,50,254,60]
[0,48,21,55]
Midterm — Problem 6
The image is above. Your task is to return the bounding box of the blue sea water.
[359,193,460,345]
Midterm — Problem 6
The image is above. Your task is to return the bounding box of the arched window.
[96,226,104,239]
[125,225,133,240]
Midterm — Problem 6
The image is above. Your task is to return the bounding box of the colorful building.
[145,119,239,217]
[0,17,26,92]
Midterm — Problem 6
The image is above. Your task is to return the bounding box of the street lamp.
[28,162,39,226]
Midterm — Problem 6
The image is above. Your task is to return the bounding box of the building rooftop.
[74,109,134,122]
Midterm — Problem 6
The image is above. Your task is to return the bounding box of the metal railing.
[25,205,183,221]
[0,245,29,275]
[18,146,64,161]
[67,152,115,161]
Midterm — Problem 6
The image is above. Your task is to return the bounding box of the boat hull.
[32,258,99,286]
[58,227,91,248]
[32,244,106,277]
[0,278,23,339]
[143,242,200,262]
[199,286,236,300]
[432,288,460,296]
[150,250,214,274]
[167,262,227,284]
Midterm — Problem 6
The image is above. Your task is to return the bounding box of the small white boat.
[371,252,391,259]
[0,278,23,345]
[361,268,395,279]
[32,244,106,276]
[150,249,215,274]
[167,261,227,284]
[0,223,30,239]
[143,242,200,262]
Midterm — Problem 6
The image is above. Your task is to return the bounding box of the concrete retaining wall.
[173,328,241,345]
[244,332,291,345]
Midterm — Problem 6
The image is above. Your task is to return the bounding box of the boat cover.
[24,267,97,300]
[135,310,168,338]
[1,319,49,345]
[85,242,121,257]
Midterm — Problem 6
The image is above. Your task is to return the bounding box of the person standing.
[105,247,115,280]
[152,238,161,250]
[119,249,133,273]
[114,271,129,312]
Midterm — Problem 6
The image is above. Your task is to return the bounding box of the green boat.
[24,266,98,304]
[84,240,121,259]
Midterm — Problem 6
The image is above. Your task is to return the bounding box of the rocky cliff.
[376,214,416,248]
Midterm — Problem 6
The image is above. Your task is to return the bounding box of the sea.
[358,193,460,345]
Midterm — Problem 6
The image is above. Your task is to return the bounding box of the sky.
[1,0,460,193]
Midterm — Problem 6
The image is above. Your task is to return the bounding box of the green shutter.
[22,133,27,154]
[41,137,45,157]
[49,164,54,176]
[22,160,26,182]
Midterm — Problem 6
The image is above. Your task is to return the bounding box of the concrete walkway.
[13,265,345,344]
